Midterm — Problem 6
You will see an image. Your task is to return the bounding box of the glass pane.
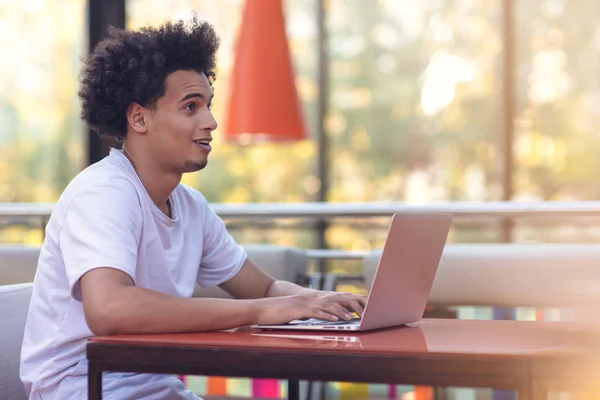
[0,0,86,202]
[0,0,86,244]
[513,0,600,242]
[327,0,503,204]
[514,0,600,202]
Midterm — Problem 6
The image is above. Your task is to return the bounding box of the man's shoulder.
[41,159,144,255]
[57,161,141,211]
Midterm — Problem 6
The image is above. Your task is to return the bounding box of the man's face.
[147,70,217,174]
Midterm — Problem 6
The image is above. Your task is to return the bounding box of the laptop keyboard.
[291,317,361,326]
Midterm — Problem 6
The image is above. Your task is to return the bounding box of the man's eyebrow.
[178,93,214,102]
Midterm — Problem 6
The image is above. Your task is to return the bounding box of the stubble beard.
[183,157,208,173]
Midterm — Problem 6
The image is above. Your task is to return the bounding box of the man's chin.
[183,158,208,173]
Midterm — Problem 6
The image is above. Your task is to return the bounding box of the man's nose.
[202,112,218,132]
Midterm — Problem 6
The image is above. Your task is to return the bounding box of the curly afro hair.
[78,17,220,141]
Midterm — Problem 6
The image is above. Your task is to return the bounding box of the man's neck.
[121,145,180,217]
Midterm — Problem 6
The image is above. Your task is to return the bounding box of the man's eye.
[184,103,196,111]
[207,103,212,111]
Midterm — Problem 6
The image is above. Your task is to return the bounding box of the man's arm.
[81,263,366,336]
[80,267,259,336]
[219,258,365,316]
[218,258,320,299]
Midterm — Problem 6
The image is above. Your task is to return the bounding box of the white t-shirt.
[20,148,247,400]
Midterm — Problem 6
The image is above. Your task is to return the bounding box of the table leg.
[88,361,103,400]
[288,379,300,400]
[305,381,313,400]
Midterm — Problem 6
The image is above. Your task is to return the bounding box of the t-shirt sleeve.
[59,179,142,301]
[197,205,247,287]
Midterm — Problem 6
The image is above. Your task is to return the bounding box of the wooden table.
[86,318,600,400]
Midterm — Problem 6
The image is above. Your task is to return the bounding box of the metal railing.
[4,200,600,219]
[4,201,600,259]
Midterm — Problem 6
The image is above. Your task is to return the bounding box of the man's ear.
[126,103,148,134]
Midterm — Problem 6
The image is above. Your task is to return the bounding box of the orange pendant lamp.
[223,0,307,143]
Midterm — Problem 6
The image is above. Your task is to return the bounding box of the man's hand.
[220,258,368,325]
[313,291,367,315]
[252,292,367,325]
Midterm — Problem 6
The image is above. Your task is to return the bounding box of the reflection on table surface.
[92,318,600,359]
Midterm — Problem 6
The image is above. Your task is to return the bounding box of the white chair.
[0,283,32,400]
[363,243,600,308]
[0,245,40,285]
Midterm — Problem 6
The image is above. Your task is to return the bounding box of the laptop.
[253,212,453,332]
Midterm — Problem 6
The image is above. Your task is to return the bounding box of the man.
[20,18,366,400]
